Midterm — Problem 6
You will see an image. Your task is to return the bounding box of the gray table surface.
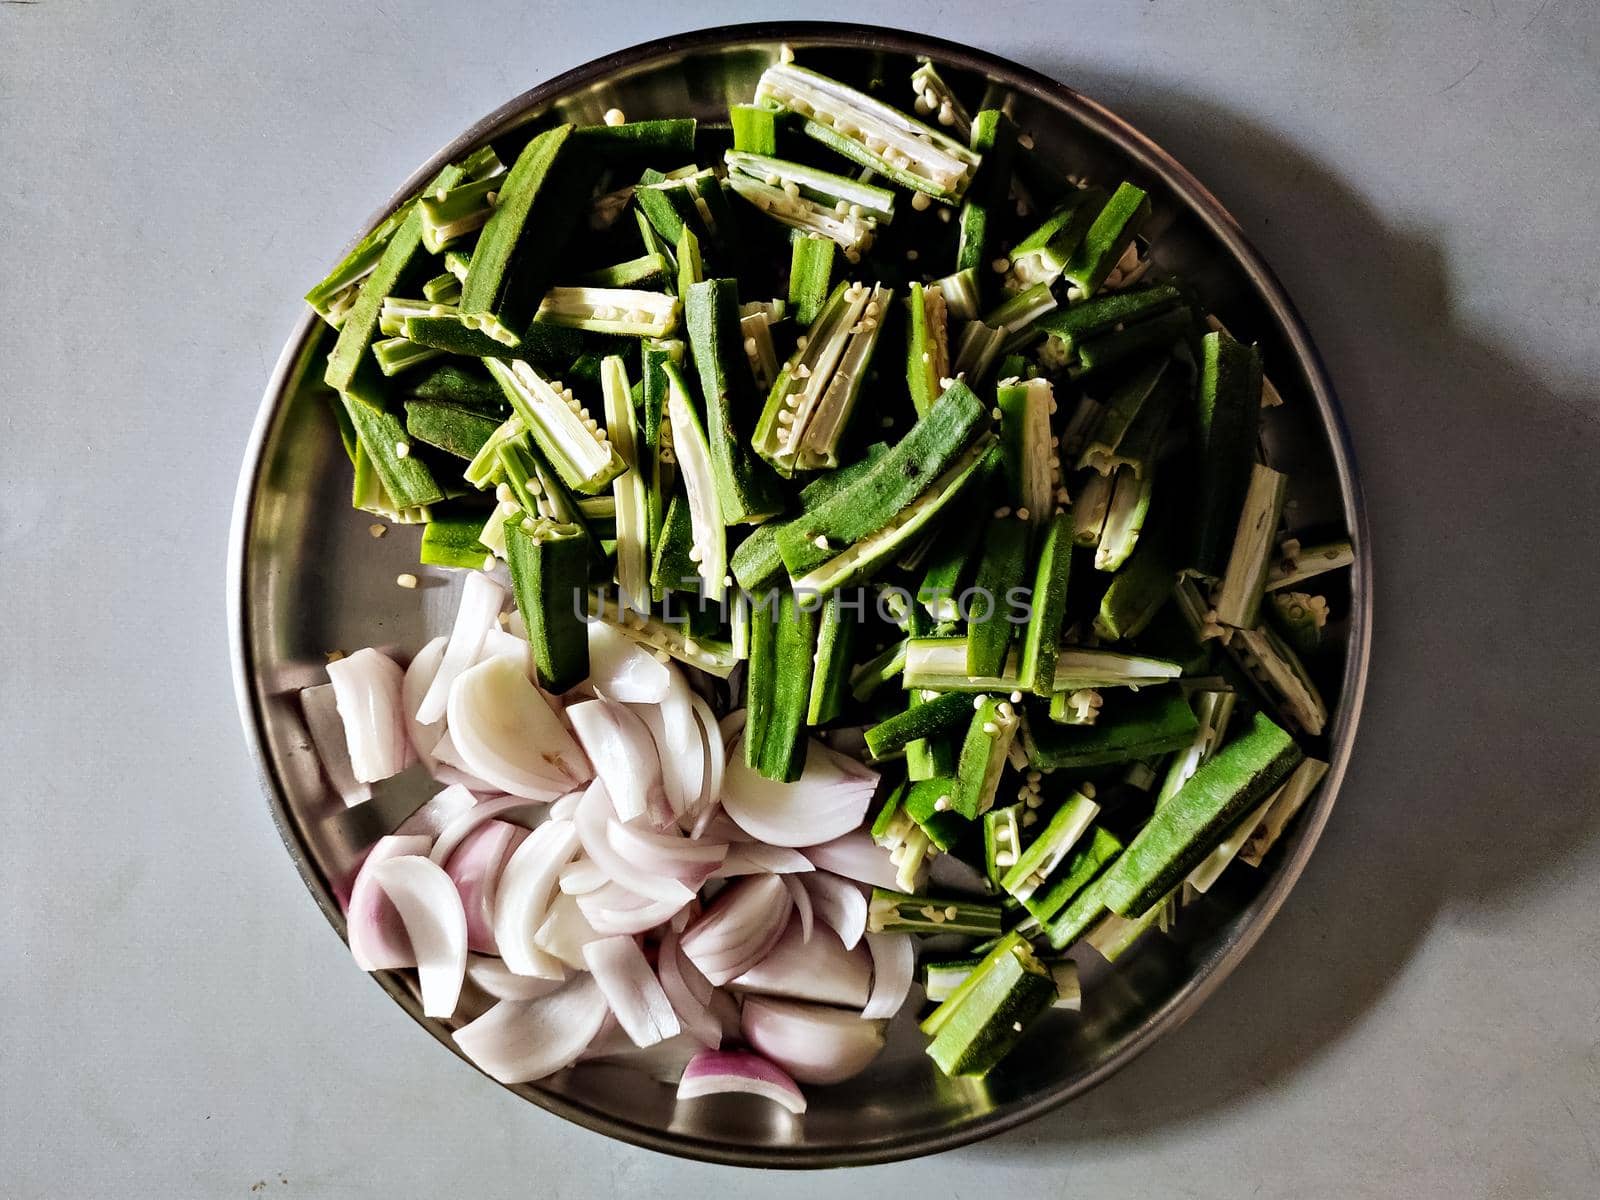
[5,1,1598,1196]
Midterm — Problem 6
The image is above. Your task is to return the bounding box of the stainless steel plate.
[229,23,1371,1167]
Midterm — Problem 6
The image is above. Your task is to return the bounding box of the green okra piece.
[806,591,858,726]
[775,380,987,579]
[505,516,591,692]
[305,201,413,318]
[1073,306,1192,377]
[917,508,985,620]
[660,359,728,601]
[570,118,697,161]
[1034,284,1183,357]
[1099,711,1302,915]
[1080,357,1174,476]
[746,588,822,782]
[634,208,680,284]
[675,225,703,297]
[420,514,495,570]
[966,518,1030,678]
[730,104,779,155]
[1061,181,1151,297]
[1266,537,1354,592]
[905,280,951,418]
[403,400,500,461]
[639,340,681,564]
[1096,526,1179,641]
[683,278,786,524]
[902,777,970,852]
[339,391,444,510]
[850,643,907,709]
[999,790,1099,902]
[1042,868,1115,950]
[1004,187,1104,289]
[325,163,466,394]
[419,174,498,252]
[373,336,443,377]
[578,251,671,289]
[1024,686,1200,770]
[1017,512,1073,694]
[950,696,1020,819]
[983,803,1023,888]
[742,587,781,768]
[864,691,975,760]
[867,887,1005,937]
[1022,825,1124,926]
[924,938,1057,1077]
[1213,464,1289,630]
[422,271,461,303]
[1191,330,1264,577]
[956,109,1020,295]
[1230,622,1328,737]
[788,235,836,327]
[909,61,973,139]
[1095,465,1155,572]
[1267,590,1328,658]
[996,376,1057,528]
[485,358,625,495]
[408,363,506,414]
[460,124,583,330]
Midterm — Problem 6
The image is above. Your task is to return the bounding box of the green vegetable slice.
[506,516,591,691]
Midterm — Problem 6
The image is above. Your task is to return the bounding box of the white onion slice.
[558,857,608,895]
[722,737,879,847]
[711,844,814,878]
[548,789,584,820]
[566,699,663,824]
[574,783,695,904]
[587,621,670,703]
[443,820,527,955]
[662,667,704,817]
[782,874,814,942]
[582,935,681,1048]
[326,648,410,783]
[428,792,542,867]
[401,635,449,767]
[802,872,869,950]
[347,834,432,970]
[686,690,724,828]
[576,881,689,935]
[802,831,901,890]
[370,855,468,1018]
[861,932,916,1019]
[680,874,792,986]
[677,1049,806,1114]
[658,928,722,1048]
[416,571,505,725]
[740,997,887,1085]
[447,656,589,797]
[731,920,870,1008]
[394,781,480,841]
[299,683,373,807]
[491,818,579,977]
[607,818,727,886]
[465,953,564,1001]
[533,891,603,969]
[479,626,531,674]
[453,976,608,1084]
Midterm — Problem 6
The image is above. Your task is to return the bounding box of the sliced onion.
[452,975,608,1083]
[401,635,449,767]
[369,855,467,1018]
[574,782,694,904]
[548,789,584,820]
[576,881,689,936]
[428,761,500,794]
[722,737,879,847]
[299,683,372,807]
[558,857,608,896]
[587,621,670,703]
[415,571,505,725]
[711,843,814,878]
[566,698,663,824]
[731,920,870,1007]
[326,647,410,783]
[657,928,721,1048]
[582,935,681,1048]
[782,874,814,942]
[694,812,750,845]
[394,781,480,841]
[628,666,702,821]
[679,874,792,986]
[428,792,543,867]
[443,820,527,955]
[346,834,432,970]
[677,1048,806,1115]
[491,818,579,977]
[447,656,589,797]
[740,997,887,1085]
[478,626,531,674]
[533,891,603,968]
[686,690,724,827]
[803,872,869,950]
[802,830,900,890]
[465,953,564,1001]
[607,818,726,886]
[861,932,916,1020]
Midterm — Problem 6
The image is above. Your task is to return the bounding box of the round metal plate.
[229,22,1371,1168]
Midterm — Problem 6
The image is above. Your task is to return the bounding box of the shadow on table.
[967,64,1600,1148]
